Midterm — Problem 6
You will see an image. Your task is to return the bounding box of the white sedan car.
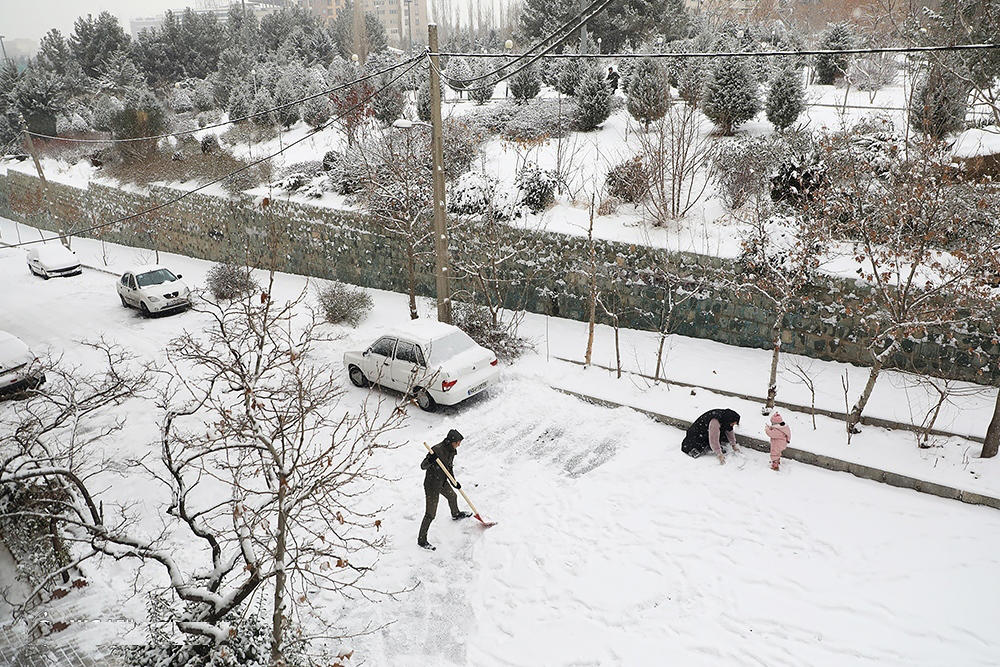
[0,331,45,396]
[26,244,82,279]
[344,320,500,411]
[116,265,191,315]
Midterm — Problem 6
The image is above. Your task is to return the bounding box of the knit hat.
[445,429,464,444]
[770,412,783,424]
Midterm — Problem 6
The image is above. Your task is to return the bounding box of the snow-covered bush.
[201,134,220,154]
[452,303,531,361]
[702,56,760,135]
[0,481,71,589]
[205,263,259,301]
[676,58,710,107]
[714,135,786,210]
[56,112,90,135]
[250,87,276,126]
[322,149,362,194]
[770,135,826,207]
[574,66,613,131]
[509,63,541,103]
[468,59,499,105]
[502,98,576,142]
[449,171,499,215]
[605,156,648,203]
[196,110,221,128]
[315,281,372,327]
[909,63,969,140]
[92,94,124,132]
[815,23,854,85]
[463,102,520,134]
[627,57,670,130]
[849,54,898,92]
[515,162,558,213]
[372,77,406,126]
[227,82,254,121]
[554,53,587,96]
[192,79,215,112]
[170,88,194,113]
[274,66,304,127]
[446,56,473,98]
[417,79,435,121]
[766,66,805,131]
[302,87,333,128]
[110,88,167,162]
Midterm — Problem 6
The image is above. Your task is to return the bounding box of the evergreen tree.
[509,63,541,103]
[302,86,333,128]
[274,65,306,128]
[251,87,276,127]
[520,0,668,52]
[627,57,670,130]
[661,0,690,42]
[92,94,124,131]
[702,56,760,135]
[0,115,18,153]
[909,62,969,140]
[372,75,406,125]
[228,80,255,121]
[417,78,439,122]
[69,11,130,78]
[574,66,613,131]
[815,23,854,85]
[225,3,262,53]
[331,2,388,59]
[98,50,146,96]
[13,64,65,136]
[110,87,166,161]
[468,59,498,105]
[766,66,805,131]
[179,8,223,78]
[446,57,473,99]
[36,29,86,95]
[676,60,709,106]
[554,54,587,96]
[192,79,215,112]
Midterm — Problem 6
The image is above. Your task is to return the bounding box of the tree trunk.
[271,475,288,666]
[584,201,597,367]
[981,389,1000,458]
[764,315,784,412]
[654,331,666,382]
[406,249,418,320]
[846,342,895,434]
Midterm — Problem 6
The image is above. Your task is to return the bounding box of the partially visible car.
[116,265,191,315]
[0,331,45,396]
[26,244,82,279]
[344,320,500,411]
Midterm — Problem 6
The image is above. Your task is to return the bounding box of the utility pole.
[352,0,368,63]
[578,0,589,53]
[405,0,414,54]
[428,23,452,324]
[0,35,8,63]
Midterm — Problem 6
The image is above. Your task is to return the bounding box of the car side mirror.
[175,274,183,279]
[363,348,371,356]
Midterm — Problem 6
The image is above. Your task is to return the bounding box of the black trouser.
[418,479,460,544]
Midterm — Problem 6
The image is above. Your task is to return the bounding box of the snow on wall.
[1,169,997,384]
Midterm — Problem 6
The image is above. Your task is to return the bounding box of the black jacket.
[421,441,457,487]
[681,408,740,456]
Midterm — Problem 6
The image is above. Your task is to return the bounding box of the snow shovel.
[423,442,497,528]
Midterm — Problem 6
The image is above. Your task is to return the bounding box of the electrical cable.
[5,58,422,249]
[22,55,422,144]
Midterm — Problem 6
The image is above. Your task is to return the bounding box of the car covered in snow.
[343,321,500,411]
[26,243,82,279]
[0,331,45,396]
[116,265,191,315]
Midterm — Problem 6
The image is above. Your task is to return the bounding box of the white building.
[129,1,285,37]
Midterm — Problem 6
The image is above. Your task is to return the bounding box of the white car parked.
[26,244,82,279]
[0,331,45,396]
[116,265,191,315]
[344,321,500,411]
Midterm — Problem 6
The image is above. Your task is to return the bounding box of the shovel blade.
[474,513,497,528]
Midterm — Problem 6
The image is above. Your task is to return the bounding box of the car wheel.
[140,302,151,317]
[348,365,369,388]
[120,295,129,308]
[415,388,436,412]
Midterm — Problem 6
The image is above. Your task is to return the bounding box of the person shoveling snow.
[418,429,494,551]
[681,409,741,465]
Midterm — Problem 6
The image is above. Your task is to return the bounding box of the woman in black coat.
[681,408,741,464]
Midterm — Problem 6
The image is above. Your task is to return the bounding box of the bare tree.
[785,359,820,430]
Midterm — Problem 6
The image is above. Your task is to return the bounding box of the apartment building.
[303,0,428,50]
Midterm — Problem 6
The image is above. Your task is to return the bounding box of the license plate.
[467,381,488,396]
[168,298,185,306]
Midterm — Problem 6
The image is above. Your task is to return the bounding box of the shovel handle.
[423,441,481,517]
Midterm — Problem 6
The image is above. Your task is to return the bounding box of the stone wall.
[1,169,996,384]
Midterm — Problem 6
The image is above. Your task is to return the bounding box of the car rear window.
[136,269,178,287]
[426,330,477,363]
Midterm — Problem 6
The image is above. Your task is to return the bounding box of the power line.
[5,59,422,249]
[23,55,422,145]
[436,42,1000,60]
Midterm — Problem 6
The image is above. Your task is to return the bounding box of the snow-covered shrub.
[0,481,72,589]
[227,82,254,121]
[770,141,826,206]
[702,56,760,135]
[766,66,805,131]
[449,171,499,215]
[200,135,220,154]
[849,54,898,92]
[315,281,372,326]
[502,98,576,142]
[372,78,406,126]
[442,118,487,177]
[909,63,969,140]
[196,110,221,128]
[509,63,541,103]
[627,57,670,130]
[714,135,786,210]
[205,263,259,301]
[839,116,902,175]
[515,162,558,213]
[92,94,124,132]
[0,116,19,152]
[322,149,362,194]
[417,79,435,121]
[273,66,304,127]
[468,59,499,105]
[605,156,648,203]
[676,58,710,107]
[110,88,167,162]
[452,303,531,361]
[574,66,613,131]
[815,23,855,85]
[463,102,520,135]
[170,88,194,113]
[251,88,276,127]
[554,53,587,96]
[56,112,89,135]
[192,79,215,112]
[445,56,473,98]
[302,87,333,128]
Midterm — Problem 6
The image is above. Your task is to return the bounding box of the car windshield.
[425,330,477,363]
[136,269,177,287]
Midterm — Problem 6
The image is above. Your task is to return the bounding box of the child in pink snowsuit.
[764,412,791,471]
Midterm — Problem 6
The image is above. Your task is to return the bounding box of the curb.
[553,355,987,444]
[551,386,1000,512]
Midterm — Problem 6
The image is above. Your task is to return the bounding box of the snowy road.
[2,242,999,666]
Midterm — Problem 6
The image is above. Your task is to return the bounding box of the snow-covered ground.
[2,219,999,665]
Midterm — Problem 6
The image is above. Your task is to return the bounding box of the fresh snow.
[2,218,999,666]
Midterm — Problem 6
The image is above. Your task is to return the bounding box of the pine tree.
[251,87,276,127]
[815,23,854,85]
[69,11,130,78]
[98,50,146,96]
[555,54,587,96]
[574,66,613,131]
[468,59,497,105]
[702,56,760,135]
[661,0,691,42]
[274,65,305,127]
[193,79,215,112]
[627,57,670,130]
[417,78,438,122]
[509,63,541,104]
[446,57,473,99]
[765,66,805,131]
[372,75,406,125]
[36,29,86,95]
[110,87,166,161]
[909,62,969,140]
[302,87,333,128]
[13,65,65,136]
[228,80,255,122]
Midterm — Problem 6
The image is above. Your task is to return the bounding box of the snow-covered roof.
[386,318,461,345]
